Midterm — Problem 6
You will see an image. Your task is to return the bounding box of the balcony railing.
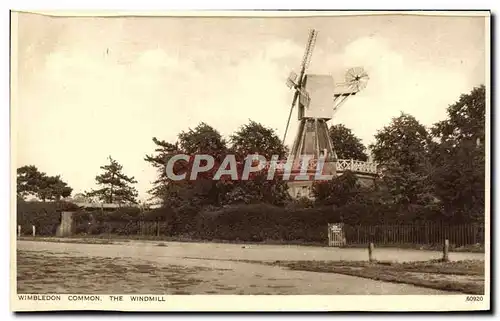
[337,159,378,174]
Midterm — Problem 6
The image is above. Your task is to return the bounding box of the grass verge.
[269,259,485,295]
[341,243,485,253]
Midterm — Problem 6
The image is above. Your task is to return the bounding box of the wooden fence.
[328,223,485,247]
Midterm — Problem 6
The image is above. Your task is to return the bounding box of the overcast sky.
[14,12,487,201]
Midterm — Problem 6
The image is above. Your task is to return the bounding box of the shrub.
[16,200,79,236]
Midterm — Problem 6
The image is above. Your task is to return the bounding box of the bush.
[16,200,79,236]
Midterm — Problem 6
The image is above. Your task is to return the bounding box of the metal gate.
[328,223,346,247]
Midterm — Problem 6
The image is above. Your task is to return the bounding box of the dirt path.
[20,237,485,262]
[16,240,470,295]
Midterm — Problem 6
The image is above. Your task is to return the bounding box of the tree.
[17,165,44,199]
[230,120,288,160]
[145,123,228,207]
[429,85,486,222]
[312,171,362,207]
[17,165,72,201]
[432,85,485,146]
[177,123,228,207]
[37,175,72,201]
[178,122,228,157]
[223,120,290,206]
[144,138,182,202]
[86,156,138,204]
[369,113,434,208]
[328,124,368,161]
[429,140,484,222]
[370,113,432,171]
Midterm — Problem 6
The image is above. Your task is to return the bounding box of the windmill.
[283,29,369,198]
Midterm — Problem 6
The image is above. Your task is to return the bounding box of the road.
[16,240,483,295]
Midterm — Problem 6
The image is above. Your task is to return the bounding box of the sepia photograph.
[10,10,490,312]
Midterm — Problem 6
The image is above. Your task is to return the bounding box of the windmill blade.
[286,71,298,89]
[296,29,317,86]
[301,29,317,73]
[282,29,317,143]
[332,84,357,115]
[283,90,299,143]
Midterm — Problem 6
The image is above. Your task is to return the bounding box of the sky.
[14,12,487,201]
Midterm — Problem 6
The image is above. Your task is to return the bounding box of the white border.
[4,3,495,317]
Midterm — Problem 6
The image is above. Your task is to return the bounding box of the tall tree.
[86,156,138,204]
[145,123,228,207]
[369,113,434,208]
[230,120,288,160]
[429,85,486,222]
[177,123,228,207]
[370,113,432,171]
[328,124,368,161]
[178,122,228,157]
[432,85,485,146]
[224,120,290,206]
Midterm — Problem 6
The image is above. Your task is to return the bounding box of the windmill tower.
[283,29,369,199]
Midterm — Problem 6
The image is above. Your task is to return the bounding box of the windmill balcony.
[336,159,378,175]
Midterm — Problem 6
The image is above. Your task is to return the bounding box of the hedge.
[16,200,79,235]
[17,200,479,243]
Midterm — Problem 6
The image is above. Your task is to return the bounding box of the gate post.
[368,242,375,262]
[442,239,450,262]
[57,211,75,237]
[327,224,331,247]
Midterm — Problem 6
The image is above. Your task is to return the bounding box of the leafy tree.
[178,122,228,158]
[17,165,44,199]
[177,123,228,206]
[312,171,362,207]
[37,175,72,201]
[370,113,432,171]
[86,156,138,204]
[369,113,434,208]
[230,120,288,160]
[223,120,290,206]
[145,123,228,207]
[429,140,484,222]
[429,85,486,222]
[328,124,368,161]
[432,85,485,146]
[17,165,72,201]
